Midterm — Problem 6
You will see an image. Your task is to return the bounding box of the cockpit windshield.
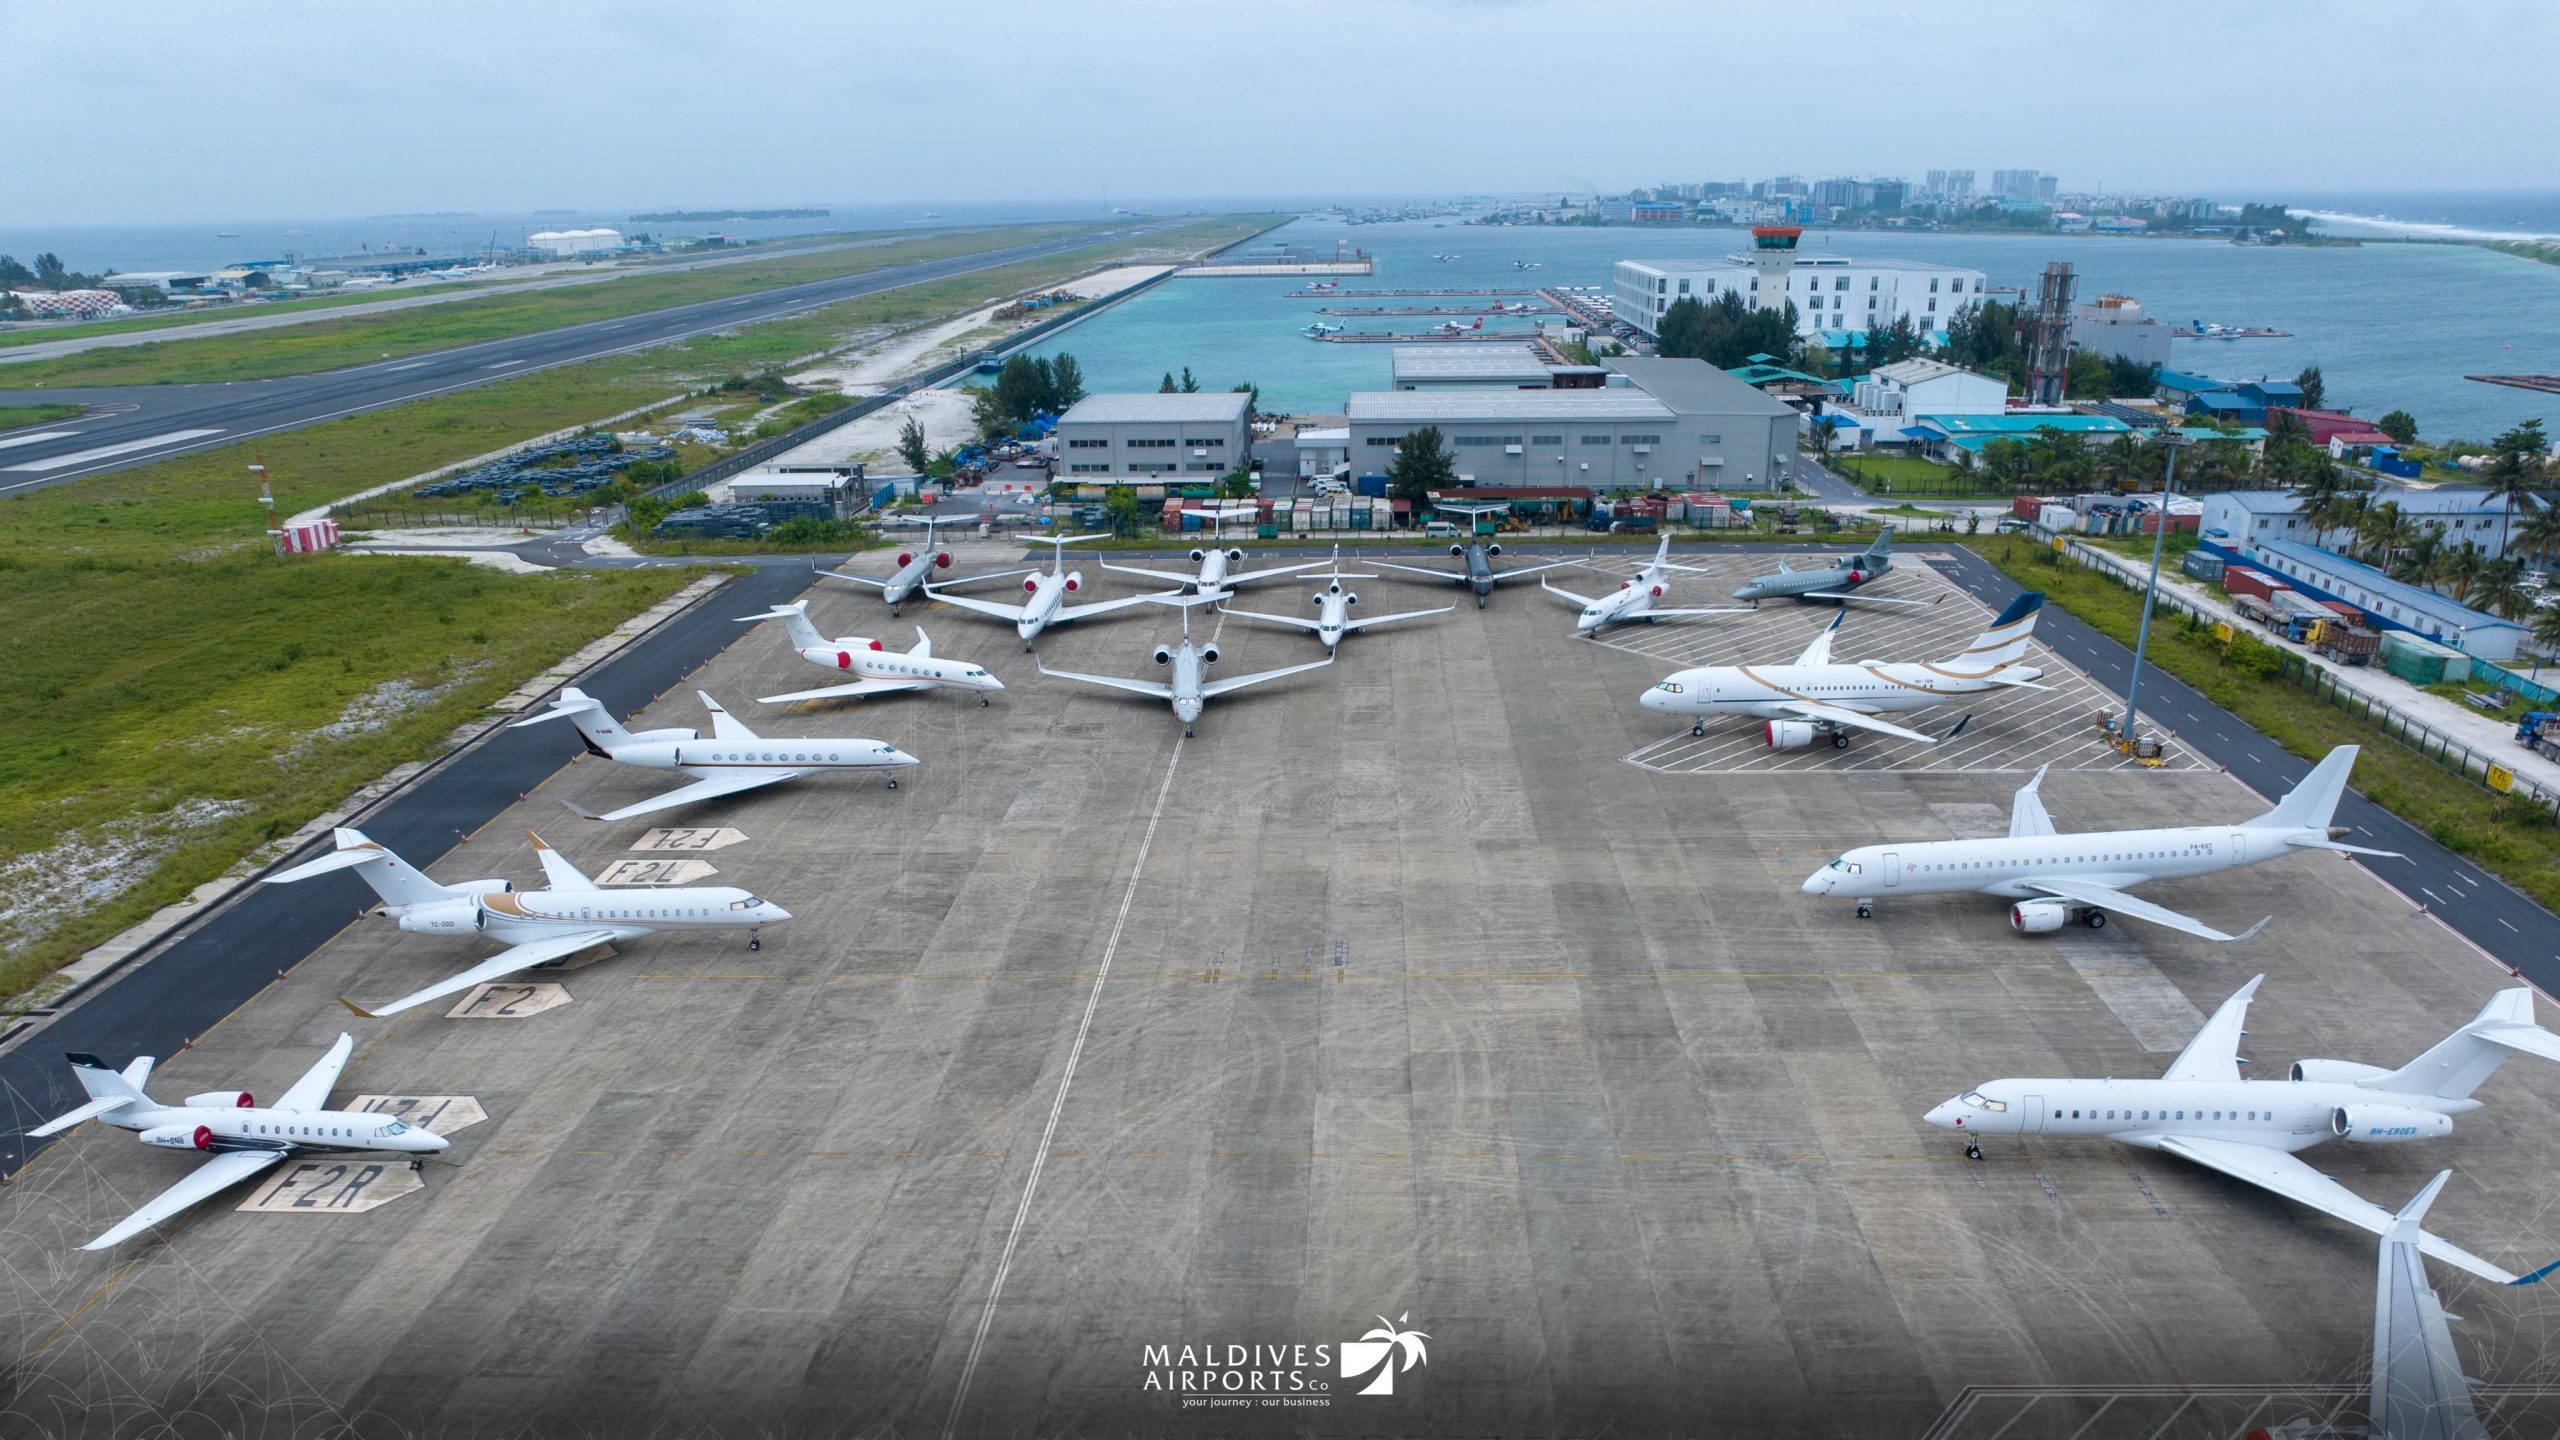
[1655,681,1683,695]
[1959,1091,2007,1113]
[382,1119,410,1135]
[1826,859,1862,874]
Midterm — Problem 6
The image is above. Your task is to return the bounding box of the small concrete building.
[1055,392,1253,480]
[1612,254,1990,342]
[1389,345,1558,390]
[528,228,624,257]
[2201,489,2531,560]
[2072,294,2174,369]
[1851,358,2008,432]
[2222,538,2526,662]
[1341,356,1795,491]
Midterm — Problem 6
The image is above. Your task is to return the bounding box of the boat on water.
[2179,320,2291,339]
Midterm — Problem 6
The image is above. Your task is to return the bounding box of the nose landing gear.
[1964,1138,1982,1163]
[1855,900,1874,919]
[748,932,761,952]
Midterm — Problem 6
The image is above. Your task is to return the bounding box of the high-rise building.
[1944,169,1974,199]
[2036,175,2059,202]
[1925,169,1948,194]
[1991,169,2044,199]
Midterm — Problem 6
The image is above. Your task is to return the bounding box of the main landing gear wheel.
[886,778,898,790]
[2084,910,2107,930]
[1856,902,1873,919]
[1830,731,1851,749]
[1690,724,1705,737]
[979,696,991,706]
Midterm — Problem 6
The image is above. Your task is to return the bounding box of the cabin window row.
[2058,1108,2267,1122]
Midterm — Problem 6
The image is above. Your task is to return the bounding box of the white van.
[1422,520,1462,538]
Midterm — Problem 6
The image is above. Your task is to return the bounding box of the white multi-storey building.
[1611,254,1992,343]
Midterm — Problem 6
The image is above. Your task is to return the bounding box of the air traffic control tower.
[1749,225,1801,315]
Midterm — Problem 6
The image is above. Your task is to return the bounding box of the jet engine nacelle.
[933,551,952,569]
[1201,644,1220,665]
[1448,544,1468,557]
[1764,720,1819,751]
[185,1091,253,1109]
[2290,1059,2392,1084]
[1343,592,1357,607]
[398,899,485,936]
[1025,576,1041,594]
[2008,899,2072,934]
[140,1124,219,1152]
[1153,646,1174,666]
[1189,549,1208,563]
[897,552,915,568]
[2332,1105,2452,1143]
[1650,584,1665,598]
[1064,573,1081,592]
[1486,543,1503,558]
[1225,548,1244,564]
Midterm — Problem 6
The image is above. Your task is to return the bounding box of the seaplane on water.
[1432,317,1484,336]
[1303,320,1344,338]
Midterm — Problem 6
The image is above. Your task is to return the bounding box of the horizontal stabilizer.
[28,1094,135,1138]
[2284,835,2404,859]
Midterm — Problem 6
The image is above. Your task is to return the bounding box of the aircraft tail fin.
[508,687,629,756]
[264,827,456,909]
[1941,592,2044,674]
[1864,523,1895,563]
[2257,745,2360,833]
[2370,988,2560,1101]
[32,1052,155,1134]
[738,601,828,653]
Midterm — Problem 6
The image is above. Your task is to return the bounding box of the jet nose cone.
[424,1132,452,1152]
[982,674,1007,691]
[764,903,794,923]
[1800,868,1831,895]
[1730,584,1755,601]
[1923,1102,1961,1131]
[889,748,921,767]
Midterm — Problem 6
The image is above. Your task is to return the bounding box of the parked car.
[1422,520,1462,538]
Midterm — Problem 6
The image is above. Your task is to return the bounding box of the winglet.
[2510,1258,2560,1287]
[559,800,604,821]
[525,828,550,851]
[336,996,380,1020]
[2232,916,2273,943]
[1946,713,1973,739]
[697,691,728,716]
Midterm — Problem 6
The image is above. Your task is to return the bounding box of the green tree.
[2481,419,2550,556]
[1101,484,1141,536]
[2515,501,2560,569]
[0,255,33,288]
[2294,365,2325,412]
[1178,366,1201,393]
[2101,354,2158,398]
[1656,291,1800,368]
[2264,408,2314,451]
[990,355,1049,432]
[1048,352,1087,410]
[1231,381,1262,418]
[967,384,1007,440]
[2533,604,2560,681]
[2062,349,2112,401]
[1655,296,1710,359]
[1386,426,1457,505]
[1159,372,1178,393]
[2376,410,2419,445]
[896,413,930,475]
[1217,469,1255,499]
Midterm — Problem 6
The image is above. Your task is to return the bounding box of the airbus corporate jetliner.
[1216,545,1453,651]
[736,601,1005,705]
[816,518,1029,613]
[1541,534,1750,636]
[930,533,1162,648]
[1639,592,2049,748]
[513,687,917,821]
[1929,976,2560,1288]
[267,827,790,1016]
[1802,744,2394,941]
[31,1034,452,1250]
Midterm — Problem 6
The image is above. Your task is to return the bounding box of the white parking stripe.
[3,428,223,473]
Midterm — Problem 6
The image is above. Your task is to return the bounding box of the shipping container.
[1355,474,1389,498]
[2012,495,2048,521]
[2320,600,2363,625]
[2312,622,2380,665]
[2221,568,2280,602]
[2180,550,2226,582]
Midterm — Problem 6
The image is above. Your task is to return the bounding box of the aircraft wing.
[1770,700,1938,745]
[1201,654,1334,699]
[1223,559,1328,586]
[1640,605,1754,620]
[2008,766,2058,838]
[2024,877,2270,944]
[1797,590,1944,608]
[695,692,760,743]
[1540,577,1600,607]
[1367,559,1465,582]
[1216,606,1322,635]
[925,588,1032,622]
[271,1032,356,1113]
[1034,661,1174,701]
[570,768,805,823]
[1491,558,1579,583]
[341,927,623,1020]
[937,566,1036,590]
[1097,559,1200,587]
[2154,1136,2531,1286]
[2161,974,2263,1081]
[1054,593,1160,623]
[525,831,599,892]
[1342,603,1456,633]
[1795,613,1846,666]
[758,677,929,705]
[80,1149,290,1251]
[814,568,889,591]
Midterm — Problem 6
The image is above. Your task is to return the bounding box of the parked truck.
[2307,619,2381,665]
[2518,712,2560,761]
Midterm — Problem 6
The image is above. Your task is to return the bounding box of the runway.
[0,224,1176,494]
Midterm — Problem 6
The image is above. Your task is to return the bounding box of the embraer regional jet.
[266,827,790,1017]
[1802,744,2393,941]
[513,687,917,821]
[737,601,1004,705]
[1930,977,2560,1287]
[30,1034,451,1250]
[1639,593,2047,748]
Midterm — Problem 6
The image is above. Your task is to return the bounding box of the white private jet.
[1215,546,1452,651]
[929,533,1163,649]
[512,687,918,821]
[1802,744,2394,940]
[1100,510,1322,598]
[1038,596,1333,736]
[1540,535,1751,636]
[737,601,1004,706]
[816,519,1029,614]
[266,827,791,1017]
[31,1034,451,1250]
[1927,976,2560,1287]
[1639,592,2049,749]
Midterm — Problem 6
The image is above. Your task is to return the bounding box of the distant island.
[629,207,830,223]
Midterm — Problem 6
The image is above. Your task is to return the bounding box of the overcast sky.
[9,0,2556,225]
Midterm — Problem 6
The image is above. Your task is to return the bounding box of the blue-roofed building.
[1907,411,2132,462]
[2201,488,2532,559]
[2237,379,2304,410]
[2184,390,2266,424]
[2216,538,2526,661]
[2153,369,2230,405]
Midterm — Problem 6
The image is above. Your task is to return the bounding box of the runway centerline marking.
[942,634,1208,1436]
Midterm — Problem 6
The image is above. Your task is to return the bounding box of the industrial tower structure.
[1748,226,1800,315]
[2022,260,2076,406]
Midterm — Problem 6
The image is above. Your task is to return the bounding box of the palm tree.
[2474,558,2533,623]
[2359,501,2420,570]
[2515,500,2560,572]
[2481,420,2550,557]
[2393,527,2446,586]
[2265,408,2314,451]
[2533,604,2560,681]
[2441,542,2487,604]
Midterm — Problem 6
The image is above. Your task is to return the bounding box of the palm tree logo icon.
[1340,1313,1429,1396]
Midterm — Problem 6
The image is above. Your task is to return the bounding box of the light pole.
[2119,431,2192,750]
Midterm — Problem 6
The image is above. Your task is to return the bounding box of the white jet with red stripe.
[736,601,1004,706]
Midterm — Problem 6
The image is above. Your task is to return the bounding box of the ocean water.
[2274,188,2560,243]
[1022,215,2560,443]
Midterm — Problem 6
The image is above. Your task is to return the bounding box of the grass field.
[1826,451,2009,496]
[0,402,82,431]
[0,224,1111,387]
[1972,534,2560,912]
[0,216,1270,1004]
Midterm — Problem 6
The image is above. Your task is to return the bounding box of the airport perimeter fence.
[338,504,591,531]
[2056,540,2560,819]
